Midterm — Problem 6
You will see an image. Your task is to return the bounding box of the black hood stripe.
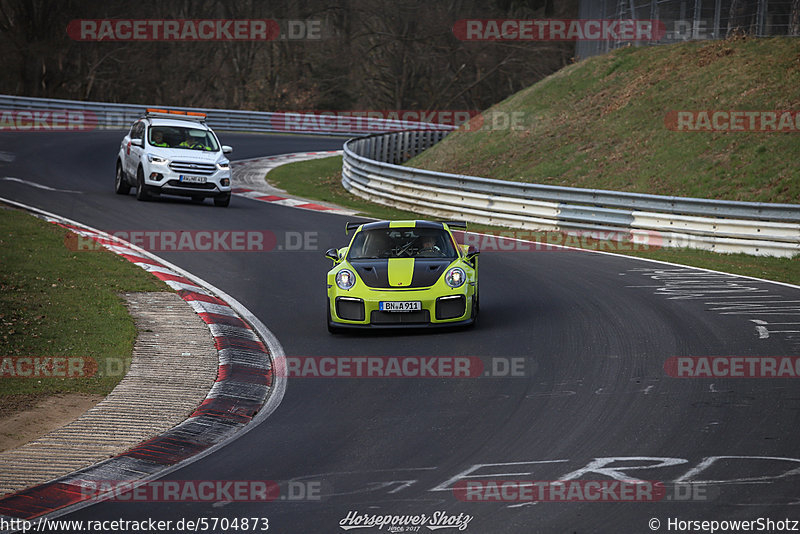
[352,258,454,289]
[352,259,390,288]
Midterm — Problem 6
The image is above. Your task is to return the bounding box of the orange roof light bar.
[145,108,207,120]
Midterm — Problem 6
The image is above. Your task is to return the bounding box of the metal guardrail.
[0,94,455,136]
[3,94,797,257]
[342,131,800,258]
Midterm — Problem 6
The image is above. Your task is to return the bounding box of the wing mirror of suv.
[130,139,143,148]
[325,248,340,262]
[222,145,233,155]
[466,246,480,264]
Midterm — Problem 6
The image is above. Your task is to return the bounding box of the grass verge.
[263,156,798,285]
[409,36,800,204]
[0,206,169,415]
[266,155,423,221]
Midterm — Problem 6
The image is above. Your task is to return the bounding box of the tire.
[214,193,231,207]
[327,305,341,334]
[135,167,150,201]
[470,289,480,326]
[115,162,130,195]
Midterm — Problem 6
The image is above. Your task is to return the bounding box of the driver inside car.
[150,130,169,147]
[417,235,442,256]
[179,131,204,149]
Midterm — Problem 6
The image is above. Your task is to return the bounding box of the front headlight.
[445,267,466,288]
[147,154,168,164]
[217,160,230,170]
[336,269,356,290]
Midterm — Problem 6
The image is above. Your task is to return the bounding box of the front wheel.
[115,163,130,195]
[470,289,479,326]
[214,193,231,207]
[327,305,342,334]
[135,167,150,201]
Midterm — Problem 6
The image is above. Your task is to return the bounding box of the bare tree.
[0,0,577,113]
[727,0,757,35]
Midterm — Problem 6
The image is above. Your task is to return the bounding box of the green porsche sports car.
[325,220,479,331]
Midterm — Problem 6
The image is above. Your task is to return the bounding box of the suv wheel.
[214,193,230,207]
[135,167,150,201]
[115,162,130,195]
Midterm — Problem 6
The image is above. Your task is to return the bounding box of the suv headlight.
[147,154,168,164]
[336,269,356,290]
[217,161,230,170]
[445,267,466,288]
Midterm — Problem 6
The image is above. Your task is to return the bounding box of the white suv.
[115,109,233,207]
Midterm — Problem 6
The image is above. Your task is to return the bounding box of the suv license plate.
[380,301,421,312]
[180,175,207,184]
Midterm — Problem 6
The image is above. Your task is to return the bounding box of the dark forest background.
[0,0,577,112]
[1,1,795,113]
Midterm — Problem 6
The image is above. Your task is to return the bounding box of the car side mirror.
[325,248,340,261]
[222,145,233,155]
[130,139,143,148]
[466,246,480,263]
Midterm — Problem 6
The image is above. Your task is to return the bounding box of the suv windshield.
[348,228,457,259]
[148,125,219,151]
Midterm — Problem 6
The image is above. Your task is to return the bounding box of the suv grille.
[165,180,216,190]
[169,161,216,175]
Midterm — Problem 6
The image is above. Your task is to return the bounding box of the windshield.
[348,228,457,260]
[148,125,219,151]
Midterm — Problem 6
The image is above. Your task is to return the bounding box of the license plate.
[180,175,207,184]
[380,301,421,312]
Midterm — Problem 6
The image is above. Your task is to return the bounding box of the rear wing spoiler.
[345,221,466,233]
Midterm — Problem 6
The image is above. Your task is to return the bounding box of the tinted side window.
[131,121,144,140]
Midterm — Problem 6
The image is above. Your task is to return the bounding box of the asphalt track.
[1,131,799,533]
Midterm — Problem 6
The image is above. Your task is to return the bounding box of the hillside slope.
[410,36,800,204]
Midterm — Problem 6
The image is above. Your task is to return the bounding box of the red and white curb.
[232,188,354,214]
[231,150,356,216]
[0,197,286,525]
